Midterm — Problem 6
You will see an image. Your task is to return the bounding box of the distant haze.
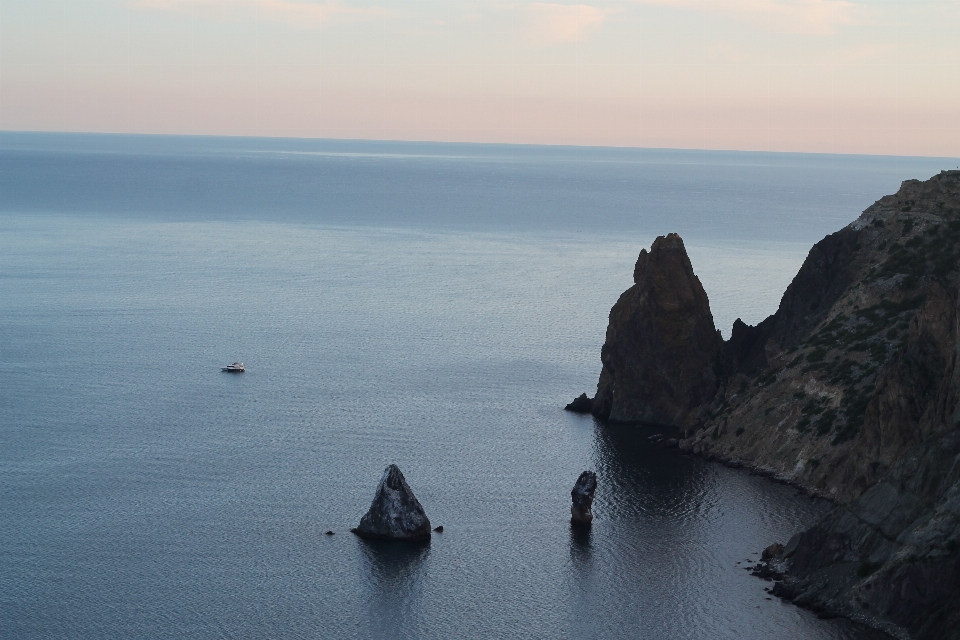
[2,0,958,156]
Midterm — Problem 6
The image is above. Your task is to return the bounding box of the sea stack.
[571,471,597,526]
[590,233,723,425]
[351,465,431,541]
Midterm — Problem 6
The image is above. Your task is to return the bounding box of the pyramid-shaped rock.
[351,465,431,541]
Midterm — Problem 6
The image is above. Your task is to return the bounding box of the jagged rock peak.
[633,232,694,285]
[591,233,723,425]
[571,471,597,526]
[351,464,431,541]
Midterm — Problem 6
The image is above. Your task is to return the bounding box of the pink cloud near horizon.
[523,4,611,46]
[635,0,863,36]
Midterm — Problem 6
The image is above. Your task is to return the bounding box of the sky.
[1,0,958,155]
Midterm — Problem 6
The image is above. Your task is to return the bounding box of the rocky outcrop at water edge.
[565,393,594,414]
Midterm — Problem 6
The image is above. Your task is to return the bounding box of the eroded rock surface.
[590,233,724,425]
[351,465,431,541]
[571,470,597,526]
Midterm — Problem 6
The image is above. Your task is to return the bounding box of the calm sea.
[2,132,954,639]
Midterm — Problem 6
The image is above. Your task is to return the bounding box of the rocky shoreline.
[570,170,960,640]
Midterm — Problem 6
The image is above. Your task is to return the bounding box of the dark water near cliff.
[2,133,953,639]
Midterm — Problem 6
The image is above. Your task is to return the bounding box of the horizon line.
[3,129,960,163]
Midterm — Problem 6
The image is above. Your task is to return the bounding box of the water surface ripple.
[2,136,942,639]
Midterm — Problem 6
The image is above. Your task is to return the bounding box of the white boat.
[221,362,245,373]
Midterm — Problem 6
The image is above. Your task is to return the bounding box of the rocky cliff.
[771,427,960,639]
[575,170,960,639]
[590,233,724,425]
[682,171,960,504]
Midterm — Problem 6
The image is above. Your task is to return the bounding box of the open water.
[2,132,955,639]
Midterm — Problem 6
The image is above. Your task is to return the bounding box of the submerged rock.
[571,471,597,526]
[351,465,431,541]
[564,393,594,413]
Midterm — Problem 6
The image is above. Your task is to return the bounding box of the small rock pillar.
[571,471,597,526]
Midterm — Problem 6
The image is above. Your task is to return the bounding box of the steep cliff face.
[576,170,960,639]
[591,233,723,425]
[724,226,864,374]
[683,170,960,503]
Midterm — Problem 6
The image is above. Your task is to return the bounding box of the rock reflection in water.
[573,418,890,639]
[358,539,431,638]
[569,523,593,558]
[566,523,599,639]
[590,421,711,522]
